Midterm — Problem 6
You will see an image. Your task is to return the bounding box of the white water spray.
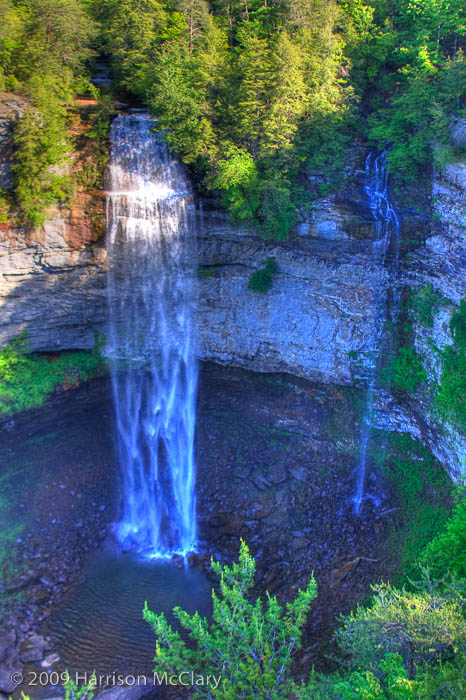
[106,114,197,556]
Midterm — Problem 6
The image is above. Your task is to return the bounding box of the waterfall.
[106,114,197,556]
[353,151,400,514]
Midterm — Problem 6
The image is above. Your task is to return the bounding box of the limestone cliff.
[196,201,385,385]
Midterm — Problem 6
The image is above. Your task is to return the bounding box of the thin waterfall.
[106,113,197,556]
[353,151,400,514]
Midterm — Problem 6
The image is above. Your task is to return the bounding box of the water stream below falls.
[48,552,212,680]
[106,114,198,556]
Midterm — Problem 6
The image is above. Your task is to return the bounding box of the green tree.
[175,0,210,52]
[0,0,22,88]
[422,500,466,579]
[259,32,308,159]
[98,0,168,97]
[143,540,317,699]
[232,22,275,157]
[13,73,75,226]
[148,39,217,166]
[12,0,97,80]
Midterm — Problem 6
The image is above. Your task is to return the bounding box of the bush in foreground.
[144,539,317,699]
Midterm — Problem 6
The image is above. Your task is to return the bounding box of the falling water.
[106,114,197,556]
[353,151,400,514]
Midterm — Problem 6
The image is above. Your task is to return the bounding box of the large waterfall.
[353,152,400,514]
[106,114,197,556]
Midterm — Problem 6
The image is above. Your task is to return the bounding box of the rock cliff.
[399,163,466,480]
[196,201,387,385]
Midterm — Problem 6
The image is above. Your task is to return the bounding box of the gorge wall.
[1,105,465,479]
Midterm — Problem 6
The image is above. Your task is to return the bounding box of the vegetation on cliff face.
[0,335,104,414]
[248,257,278,293]
[436,298,466,431]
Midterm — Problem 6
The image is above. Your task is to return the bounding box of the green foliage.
[368,54,466,180]
[96,0,350,238]
[143,542,466,699]
[380,434,451,575]
[436,346,466,430]
[336,576,466,673]
[21,673,96,700]
[3,0,466,228]
[13,74,75,226]
[302,651,466,699]
[421,499,466,579]
[144,539,317,699]
[0,334,104,415]
[75,96,114,190]
[450,299,466,350]
[0,188,11,223]
[197,265,215,279]
[436,299,466,431]
[381,344,426,394]
[346,0,466,181]
[408,285,447,328]
[256,181,298,241]
[0,0,98,225]
[248,257,278,294]
[392,346,425,393]
[213,146,259,221]
[381,318,426,394]
[327,654,413,699]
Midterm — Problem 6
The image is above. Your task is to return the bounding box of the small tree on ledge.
[143,540,317,699]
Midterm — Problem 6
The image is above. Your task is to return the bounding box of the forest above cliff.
[0,0,465,235]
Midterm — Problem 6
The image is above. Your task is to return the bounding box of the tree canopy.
[1,0,465,233]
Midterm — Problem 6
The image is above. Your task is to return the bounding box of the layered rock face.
[196,203,386,385]
[0,208,107,351]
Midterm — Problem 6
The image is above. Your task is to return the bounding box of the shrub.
[380,434,451,576]
[336,578,466,674]
[248,257,278,294]
[21,673,96,699]
[196,265,214,279]
[421,500,466,579]
[450,299,466,350]
[381,345,426,394]
[0,334,104,415]
[143,540,317,699]
[301,651,466,699]
[408,285,447,328]
[256,181,298,241]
